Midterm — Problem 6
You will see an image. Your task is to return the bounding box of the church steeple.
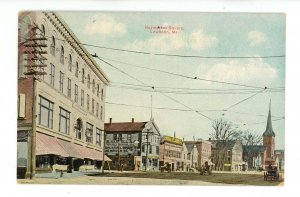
[263,100,276,137]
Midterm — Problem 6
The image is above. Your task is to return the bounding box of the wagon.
[160,162,171,173]
[200,161,212,175]
[264,166,280,181]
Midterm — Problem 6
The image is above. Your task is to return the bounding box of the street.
[18,171,284,186]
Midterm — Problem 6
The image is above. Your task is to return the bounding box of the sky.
[58,11,285,149]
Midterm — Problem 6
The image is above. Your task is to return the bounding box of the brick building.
[105,118,161,171]
[159,136,183,171]
[17,12,110,178]
[184,140,212,168]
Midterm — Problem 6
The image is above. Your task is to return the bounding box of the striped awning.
[36,132,68,157]
[36,132,111,161]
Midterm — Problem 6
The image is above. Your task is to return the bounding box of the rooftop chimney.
[132,118,134,123]
[109,118,112,124]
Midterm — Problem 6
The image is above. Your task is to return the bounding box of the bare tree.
[210,118,241,171]
[240,130,262,146]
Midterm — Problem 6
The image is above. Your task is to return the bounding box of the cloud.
[129,34,186,53]
[248,31,266,46]
[189,29,218,51]
[84,14,126,37]
[203,58,277,84]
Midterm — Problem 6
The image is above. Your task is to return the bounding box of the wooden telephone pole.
[23,25,47,179]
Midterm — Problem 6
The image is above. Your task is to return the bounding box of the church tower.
[263,100,276,166]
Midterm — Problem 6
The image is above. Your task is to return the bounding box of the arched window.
[92,79,95,93]
[68,54,72,71]
[50,36,55,56]
[76,118,83,140]
[82,68,85,83]
[87,74,90,88]
[75,62,79,77]
[101,88,104,101]
[60,46,64,64]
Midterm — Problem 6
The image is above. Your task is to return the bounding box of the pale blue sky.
[59,11,285,149]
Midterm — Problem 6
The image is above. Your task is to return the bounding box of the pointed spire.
[263,99,275,137]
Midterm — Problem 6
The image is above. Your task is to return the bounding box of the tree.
[209,118,241,171]
[240,130,262,146]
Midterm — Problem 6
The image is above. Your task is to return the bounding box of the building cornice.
[43,11,110,85]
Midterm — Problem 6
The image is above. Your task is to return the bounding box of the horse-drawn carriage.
[199,161,212,175]
[264,165,280,181]
[160,162,171,173]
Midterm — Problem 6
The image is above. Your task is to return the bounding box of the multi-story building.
[104,118,161,171]
[159,136,183,171]
[275,150,284,171]
[184,140,212,168]
[17,11,110,178]
[182,142,199,170]
[210,139,244,171]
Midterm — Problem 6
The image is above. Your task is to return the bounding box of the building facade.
[184,140,212,168]
[211,140,244,171]
[243,145,266,170]
[17,11,110,178]
[159,136,183,171]
[182,142,199,171]
[104,118,161,171]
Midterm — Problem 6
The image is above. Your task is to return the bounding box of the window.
[113,134,118,141]
[96,103,99,117]
[101,88,104,101]
[156,146,159,155]
[39,96,53,129]
[75,84,78,102]
[68,54,72,71]
[100,106,103,120]
[87,94,90,111]
[50,63,55,86]
[67,78,71,98]
[127,134,132,142]
[59,71,64,92]
[75,118,82,140]
[86,123,93,143]
[82,68,85,83]
[60,46,64,64]
[96,128,102,147]
[81,90,84,107]
[97,84,100,97]
[149,145,152,154]
[142,145,145,153]
[41,24,46,45]
[92,99,95,114]
[92,79,95,93]
[75,62,79,77]
[87,74,90,88]
[59,107,70,134]
[50,36,55,56]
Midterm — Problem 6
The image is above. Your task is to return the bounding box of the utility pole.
[102,130,106,174]
[22,25,47,179]
[144,129,153,171]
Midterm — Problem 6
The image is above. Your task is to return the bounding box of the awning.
[36,132,111,161]
[56,138,83,159]
[36,132,68,157]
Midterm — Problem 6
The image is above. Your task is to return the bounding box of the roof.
[243,145,265,153]
[185,143,195,153]
[104,122,147,132]
[263,100,276,137]
[161,136,183,145]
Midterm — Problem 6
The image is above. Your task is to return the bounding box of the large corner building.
[17,11,110,178]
